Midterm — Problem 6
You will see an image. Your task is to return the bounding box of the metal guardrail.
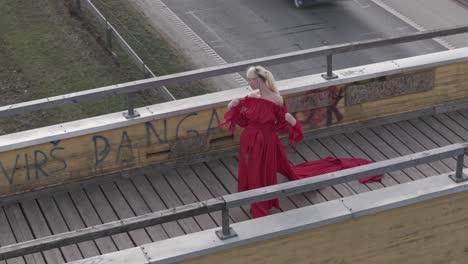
[1,143,467,260]
[77,0,175,114]
[0,25,468,119]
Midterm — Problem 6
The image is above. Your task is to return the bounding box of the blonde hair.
[246,65,279,93]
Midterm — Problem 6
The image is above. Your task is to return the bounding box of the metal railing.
[74,0,176,116]
[0,25,467,120]
[1,143,467,260]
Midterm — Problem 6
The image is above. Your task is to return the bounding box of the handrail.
[1,143,467,260]
[0,25,468,118]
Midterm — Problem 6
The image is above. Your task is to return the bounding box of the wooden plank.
[68,190,119,254]
[408,118,452,146]
[190,163,250,222]
[457,109,468,122]
[20,200,65,264]
[284,145,328,206]
[434,113,468,141]
[0,208,25,264]
[420,116,465,143]
[447,111,468,134]
[2,204,45,264]
[409,117,468,166]
[224,143,465,208]
[175,166,225,225]
[219,156,305,213]
[99,183,153,246]
[316,137,377,192]
[358,129,426,180]
[344,132,414,184]
[303,139,358,196]
[0,198,224,261]
[383,123,451,174]
[293,143,347,201]
[114,179,168,242]
[130,173,185,238]
[53,193,104,257]
[396,120,457,170]
[370,126,439,177]
[35,197,84,262]
[164,169,218,230]
[84,185,138,249]
[331,134,399,187]
[202,161,251,219]
[2,143,465,261]
[144,170,202,234]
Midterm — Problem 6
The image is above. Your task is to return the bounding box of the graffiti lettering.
[34,150,48,178]
[93,135,110,166]
[146,120,167,146]
[207,109,222,135]
[116,131,135,163]
[49,147,67,174]
[25,153,31,180]
[176,113,199,139]
[0,154,20,185]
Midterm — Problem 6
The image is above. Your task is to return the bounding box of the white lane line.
[154,0,248,87]
[186,11,224,42]
[371,0,456,50]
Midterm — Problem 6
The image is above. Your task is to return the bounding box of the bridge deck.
[2,109,468,263]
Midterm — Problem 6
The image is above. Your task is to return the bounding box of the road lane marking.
[371,0,456,50]
[156,0,248,87]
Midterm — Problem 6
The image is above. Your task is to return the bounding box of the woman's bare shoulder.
[247,90,261,98]
[269,94,284,106]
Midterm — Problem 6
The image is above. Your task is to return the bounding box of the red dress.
[219,96,381,218]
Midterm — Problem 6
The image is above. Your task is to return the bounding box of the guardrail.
[0,25,467,120]
[1,143,467,260]
[74,0,175,110]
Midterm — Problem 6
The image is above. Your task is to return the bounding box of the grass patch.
[91,0,213,98]
[0,0,145,133]
[0,0,213,134]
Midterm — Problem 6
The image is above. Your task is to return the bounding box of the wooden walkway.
[3,109,468,263]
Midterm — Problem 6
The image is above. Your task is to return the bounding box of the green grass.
[0,0,144,133]
[0,0,212,134]
[91,0,213,98]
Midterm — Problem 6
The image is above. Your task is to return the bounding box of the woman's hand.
[228,98,240,109]
[285,113,296,126]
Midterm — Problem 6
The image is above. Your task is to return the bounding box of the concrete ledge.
[1,48,467,153]
[68,170,468,264]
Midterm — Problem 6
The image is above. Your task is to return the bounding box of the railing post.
[76,0,81,16]
[215,208,237,240]
[449,153,468,182]
[70,0,81,16]
[123,93,140,119]
[143,64,150,79]
[106,22,113,50]
[321,55,338,80]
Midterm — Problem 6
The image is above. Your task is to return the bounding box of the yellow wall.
[0,61,467,196]
[180,190,468,264]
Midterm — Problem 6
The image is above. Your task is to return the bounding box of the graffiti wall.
[0,60,467,196]
[0,108,230,195]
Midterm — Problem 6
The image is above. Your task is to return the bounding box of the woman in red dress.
[219,66,381,218]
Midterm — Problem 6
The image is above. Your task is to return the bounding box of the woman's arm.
[228,98,240,110]
[285,113,296,126]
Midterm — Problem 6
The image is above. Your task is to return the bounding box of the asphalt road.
[158,0,452,81]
